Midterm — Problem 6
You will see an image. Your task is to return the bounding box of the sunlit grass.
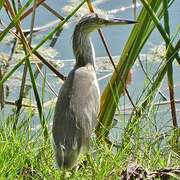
[0,107,179,179]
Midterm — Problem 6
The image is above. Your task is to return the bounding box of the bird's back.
[52,63,100,169]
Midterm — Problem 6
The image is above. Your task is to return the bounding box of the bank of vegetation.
[0,0,179,179]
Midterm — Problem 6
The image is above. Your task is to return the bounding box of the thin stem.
[20,0,45,21]
[163,0,177,127]
[138,56,167,101]
[16,0,37,115]
[42,2,64,20]
[0,68,4,109]
[0,0,86,86]
[86,0,137,115]
[140,0,180,65]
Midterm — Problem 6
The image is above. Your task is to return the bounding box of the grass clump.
[0,111,179,179]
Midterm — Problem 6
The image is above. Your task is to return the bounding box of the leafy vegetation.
[0,109,179,179]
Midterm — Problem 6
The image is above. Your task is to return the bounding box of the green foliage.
[0,0,87,140]
[97,0,179,139]
[0,0,5,10]
[0,0,34,41]
[0,111,179,179]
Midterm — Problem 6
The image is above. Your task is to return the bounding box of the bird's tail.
[54,144,80,169]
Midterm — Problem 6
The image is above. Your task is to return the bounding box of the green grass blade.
[26,59,48,139]
[133,44,179,125]
[141,0,180,64]
[96,0,162,139]
[0,0,34,41]
[0,0,5,10]
[96,0,177,139]
[121,43,179,146]
[0,0,86,87]
[163,0,177,127]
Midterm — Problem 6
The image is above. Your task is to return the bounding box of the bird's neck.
[73,30,96,68]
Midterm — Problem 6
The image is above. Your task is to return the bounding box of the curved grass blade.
[0,0,87,87]
[163,0,177,127]
[0,0,5,10]
[96,0,176,140]
[26,58,48,139]
[96,0,162,139]
[141,0,180,65]
[135,45,179,120]
[121,44,179,147]
[0,0,34,41]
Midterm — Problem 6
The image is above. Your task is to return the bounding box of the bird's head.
[75,13,137,34]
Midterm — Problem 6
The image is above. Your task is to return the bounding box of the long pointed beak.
[108,18,137,25]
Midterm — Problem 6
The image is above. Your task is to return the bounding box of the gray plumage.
[52,13,136,169]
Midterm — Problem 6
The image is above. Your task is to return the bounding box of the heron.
[52,13,136,169]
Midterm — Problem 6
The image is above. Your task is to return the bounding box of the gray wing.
[52,64,100,152]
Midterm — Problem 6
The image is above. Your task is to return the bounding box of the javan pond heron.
[52,13,136,169]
